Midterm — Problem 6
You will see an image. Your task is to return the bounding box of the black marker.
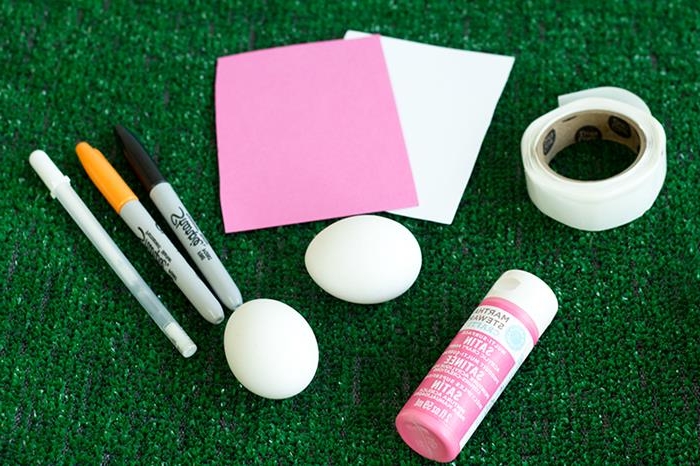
[115,124,243,310]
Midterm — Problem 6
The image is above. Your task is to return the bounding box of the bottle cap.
[485,269,558,337]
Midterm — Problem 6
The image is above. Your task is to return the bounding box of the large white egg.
[305,215,422,304]
[223,299,319,399]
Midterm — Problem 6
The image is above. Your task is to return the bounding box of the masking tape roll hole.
[521,88,666,231]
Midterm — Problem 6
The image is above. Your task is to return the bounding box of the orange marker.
[76,142,225,324]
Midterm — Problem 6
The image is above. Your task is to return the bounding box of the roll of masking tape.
[521,87,666,231]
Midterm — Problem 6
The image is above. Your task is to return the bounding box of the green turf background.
[2,1,699,464]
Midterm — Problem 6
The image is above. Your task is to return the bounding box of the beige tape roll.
[521,87,666,231]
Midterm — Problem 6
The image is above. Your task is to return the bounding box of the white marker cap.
[29,150,70,198]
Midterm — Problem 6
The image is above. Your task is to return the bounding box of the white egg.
[223,299,319,399]
[305,215,422,304]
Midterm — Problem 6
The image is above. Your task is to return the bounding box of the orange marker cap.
[76,141,137,214]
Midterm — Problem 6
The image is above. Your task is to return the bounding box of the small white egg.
[223,299,319,399]
[305,215,422,304]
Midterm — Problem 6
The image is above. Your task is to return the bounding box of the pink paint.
[395,270,558,462]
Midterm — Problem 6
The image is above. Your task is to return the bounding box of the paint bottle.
[395,270,558,462]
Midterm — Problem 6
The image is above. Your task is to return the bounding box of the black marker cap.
[115,124,166,192]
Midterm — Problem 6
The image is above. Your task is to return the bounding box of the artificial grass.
[2,1,699,464]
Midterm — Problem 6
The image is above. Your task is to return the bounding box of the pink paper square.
[215,36,417,232]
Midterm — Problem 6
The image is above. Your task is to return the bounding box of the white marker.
[29,150,196,357]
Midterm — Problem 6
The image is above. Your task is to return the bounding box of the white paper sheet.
[345,31,514,224]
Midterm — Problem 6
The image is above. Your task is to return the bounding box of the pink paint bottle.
[395,270,558,462]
